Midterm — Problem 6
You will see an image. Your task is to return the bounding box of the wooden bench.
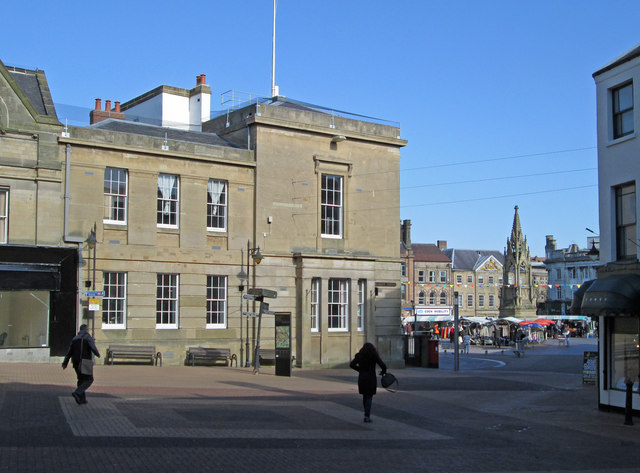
[106,345,162,366]
[186,347,237,367]
[258,348,276,364]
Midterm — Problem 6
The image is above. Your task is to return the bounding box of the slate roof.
[92,119,240,148]
[593,42,640,77]
[412,244,451,263]
[6,65,56,118]
[441,249,504,271]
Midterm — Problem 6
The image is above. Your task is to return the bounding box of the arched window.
[418,291,426,305]
[440,291,447,304]
[429,291,436,304]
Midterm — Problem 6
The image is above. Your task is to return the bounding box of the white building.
[584,43,640,414]
[544,235,599,315]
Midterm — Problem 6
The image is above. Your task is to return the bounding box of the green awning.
[581,274,640,316]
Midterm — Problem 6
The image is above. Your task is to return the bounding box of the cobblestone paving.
[1,339,638,473]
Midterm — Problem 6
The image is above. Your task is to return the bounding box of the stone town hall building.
[0,59,407,367]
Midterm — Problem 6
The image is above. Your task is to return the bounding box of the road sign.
[262,310,276,315]
[88,297,101,311]
[84,291,105,297]
[248,288,277,299]
[243,311,259,317]
[243,294,260,301]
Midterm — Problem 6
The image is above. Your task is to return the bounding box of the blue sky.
[5,0,640,256]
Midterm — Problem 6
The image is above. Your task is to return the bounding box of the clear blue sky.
[5,0,640,256]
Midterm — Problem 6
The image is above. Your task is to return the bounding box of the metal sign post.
[250,288,277,374]
[454,291,460,372]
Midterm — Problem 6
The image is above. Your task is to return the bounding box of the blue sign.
[84,291,105,297]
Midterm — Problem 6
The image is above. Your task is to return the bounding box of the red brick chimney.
[90,98,126,125]
[196,74,206,85]
[437,240,448,250]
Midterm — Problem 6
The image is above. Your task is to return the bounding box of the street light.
[243,240,263,367]
[85,222,97,334]
[238,265,248,366]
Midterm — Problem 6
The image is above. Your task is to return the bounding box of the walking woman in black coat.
[350,342,387,423]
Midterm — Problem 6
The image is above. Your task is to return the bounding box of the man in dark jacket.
[62,324,100,404]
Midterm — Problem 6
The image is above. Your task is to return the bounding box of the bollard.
[624,381,634,426]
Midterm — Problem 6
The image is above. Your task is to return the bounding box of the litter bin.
[427,339,439,368]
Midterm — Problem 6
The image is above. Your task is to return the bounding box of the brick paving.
[1,338,638,473]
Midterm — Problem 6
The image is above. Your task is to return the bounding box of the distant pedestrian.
[62,324,100,404]
[463,333,471,354]
[350,342,387,423]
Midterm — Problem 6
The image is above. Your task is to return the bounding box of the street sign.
[243,311,259,317]
[243,294,260,301]
[248,288,277,299]
[88,297,101,311]
[262,310,276,315]
[84,291,105,297]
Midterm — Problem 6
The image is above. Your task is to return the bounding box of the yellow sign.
[89,297,101,311]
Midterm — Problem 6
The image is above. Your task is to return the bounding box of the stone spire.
[500,205,536,318]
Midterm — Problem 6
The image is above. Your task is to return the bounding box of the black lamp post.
[244,240,263,368]
[238,263,248,367]
[85,223,97,334]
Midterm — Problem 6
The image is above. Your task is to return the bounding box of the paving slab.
[1,338,637,473]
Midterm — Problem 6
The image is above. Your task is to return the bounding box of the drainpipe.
[63,144,84,244]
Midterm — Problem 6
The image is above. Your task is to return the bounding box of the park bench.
[258,348,276,364]
[186,347,237,367]
[106,345,162,366]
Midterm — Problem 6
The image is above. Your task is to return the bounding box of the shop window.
[609,317,639,391]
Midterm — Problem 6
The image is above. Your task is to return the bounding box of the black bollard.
[624,381,634,426]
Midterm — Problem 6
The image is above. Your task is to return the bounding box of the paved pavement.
[1,338,638,473]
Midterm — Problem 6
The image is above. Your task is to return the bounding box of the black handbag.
[79,337,93,375]
[381,372,398,392]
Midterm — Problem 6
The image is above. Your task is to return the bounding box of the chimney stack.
[437,240,447,250]
[90,98,126,125]
[196,74,206,85]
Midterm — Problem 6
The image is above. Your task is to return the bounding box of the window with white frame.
[489,294,495,307]
[311,278,320,332]
[467,275,473,284]
[456,274,462,284]
[439,271,447,283]
[615,182,637,261]
[478,294,485,307]
[401,283,406,301]
[478,276,484,284]
[102,272,126,329]
[321,174,343,238]
[457,293,463,307]
[328,278,348,331]
[429,291,436,304]
[0,189,7,244]
[157,174,179,227]
[612,82,634,139]
[104,167,127,224]
[418,291,426,305]
[467,294,473,307]
[206,275,227,328]
[499,277,503,285]
[488,276,494,284]
[428,271,436,283]
[439,291,447,304]
[156,273,178,328]
[357,280,366,331]
[207,179,227,231]
[418,270,426,283]
[400,262,406,277]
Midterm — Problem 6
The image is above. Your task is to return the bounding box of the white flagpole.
[271,0,277,97]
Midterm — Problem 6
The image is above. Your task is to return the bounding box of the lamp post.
[244,240,263,368]
[85,223,97,334]
[238,263,248,367]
